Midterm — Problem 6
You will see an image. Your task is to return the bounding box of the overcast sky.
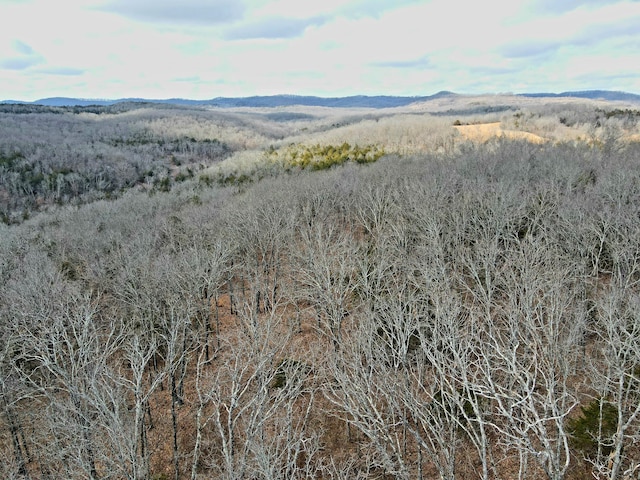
[1,0,639,101]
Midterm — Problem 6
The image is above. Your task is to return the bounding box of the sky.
[1,0,639,101]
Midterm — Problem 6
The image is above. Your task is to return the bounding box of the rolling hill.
[2,90,639,108]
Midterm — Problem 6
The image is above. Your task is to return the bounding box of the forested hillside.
[2,99,640,479]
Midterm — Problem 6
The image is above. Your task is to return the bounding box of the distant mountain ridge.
[0,94,437,109]
[2,90,639,108]
[517,90,640,102]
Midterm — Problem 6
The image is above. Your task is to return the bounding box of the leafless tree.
[472,238,585,480]
[191,292,319,480]
[588,285,640,480]
[294,220,360,350]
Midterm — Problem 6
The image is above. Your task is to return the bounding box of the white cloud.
[98,0,245,25]
[223,15,328,39]
[0,0,638,100]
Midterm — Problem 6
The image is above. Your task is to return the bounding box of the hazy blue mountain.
[32,97,118,107]
[2,90,639,108]
[518,90,640,102]
[1,94,440,108]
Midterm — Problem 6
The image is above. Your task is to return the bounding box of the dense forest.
[2,98,640,479]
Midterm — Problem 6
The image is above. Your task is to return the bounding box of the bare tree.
[294,220,360,350]
[221,179,296,315]
[588,284,640,480]
[326,318,413,479]
[191,294,319,480]
[0,329,32,479]
[473,238,585,480]
[112,327,166,480]
[565,183,640,479]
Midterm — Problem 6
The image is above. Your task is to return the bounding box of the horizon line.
[3,89,640,105]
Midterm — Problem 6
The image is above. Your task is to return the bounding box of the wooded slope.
[2,100,640,479]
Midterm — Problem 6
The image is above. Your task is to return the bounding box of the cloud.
[372,56,430,69]
[173,75,201,83]
[13,39,35,55]
[502,11,640,59]
[0,40,43,70]
[99,0,245,25]
[38,67,86,76]
[342,0,425,19]
[502,40,560,59]
[533,0,633,15]
[2,0,639,99]
[572,16,640,47]
[224,16,328,40]
[245,0,423,23]
[0,56,43,70]
[470,65,519,76]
